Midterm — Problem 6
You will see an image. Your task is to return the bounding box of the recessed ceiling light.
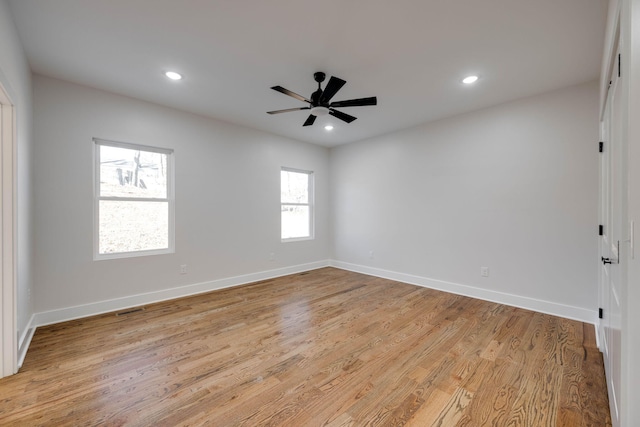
[165,71,183,80]
[462,75,479,84]
[324,125,334,131]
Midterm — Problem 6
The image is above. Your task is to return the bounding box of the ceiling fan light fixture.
[462,75,479,84]
[311,106,330,116]
[324,125,334,131]
[165,71,183,80]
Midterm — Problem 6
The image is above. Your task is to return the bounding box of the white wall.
[0,0,34,350]
[33,75,330,316]
[331,81,599,320]
[32,76,600,325]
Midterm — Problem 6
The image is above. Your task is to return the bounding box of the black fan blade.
[330,96,377,108]
[329,109,357,123]
[319,76,346,104]
[271,86,311,103]
[267,107,310,114]
[303,115,317,126]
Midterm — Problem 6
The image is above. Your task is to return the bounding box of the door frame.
[0,81,17,378]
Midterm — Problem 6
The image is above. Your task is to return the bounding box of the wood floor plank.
[0,268,611,426]
[430,386,474,427]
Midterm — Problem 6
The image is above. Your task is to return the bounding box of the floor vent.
[116,307,145,316]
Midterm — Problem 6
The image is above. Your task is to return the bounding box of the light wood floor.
[0,268,611,426]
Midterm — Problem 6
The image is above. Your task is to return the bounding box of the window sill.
[94,247,174,261]
[281,236,314,243]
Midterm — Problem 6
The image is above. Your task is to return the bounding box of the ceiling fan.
[267,72,377,127]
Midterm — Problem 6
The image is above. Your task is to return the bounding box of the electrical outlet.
[481,267,489,277]
[269,252,275,261]
[369,250,375,259]
[180,264,187,274]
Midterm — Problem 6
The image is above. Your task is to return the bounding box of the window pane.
[99,200,168,254]
[281,205,310,239]
[100,145,167,198]
[281,170,308,203]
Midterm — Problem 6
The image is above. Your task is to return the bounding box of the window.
[94,138,174,259]
[281,168,314,241]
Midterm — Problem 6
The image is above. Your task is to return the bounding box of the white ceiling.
[8,0,607,147]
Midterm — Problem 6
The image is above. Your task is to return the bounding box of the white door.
[599,45,623,427]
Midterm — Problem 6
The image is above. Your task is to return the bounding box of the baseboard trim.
[33,260,330,328]
[329,260,596,324]
[27,259,596,365]
[18,314,36,368]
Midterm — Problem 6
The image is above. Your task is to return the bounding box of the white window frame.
[93,138,175,260]
[281,167,314,242]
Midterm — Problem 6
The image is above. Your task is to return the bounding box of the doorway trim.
[0,80,17,378]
